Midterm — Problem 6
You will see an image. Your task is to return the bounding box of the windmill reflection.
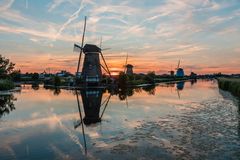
[74,88,111,154]
[176,81,185,99]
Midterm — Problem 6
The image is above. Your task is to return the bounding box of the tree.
[32,72,39,81]
[144,71,156,84]
[0,55,15,78]
[118,72,129,87]
[10,70,21,81]
[54,76,61,86]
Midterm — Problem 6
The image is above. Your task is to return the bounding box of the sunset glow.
[0,0,240,75]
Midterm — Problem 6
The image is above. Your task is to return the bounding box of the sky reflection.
[0,80,239,159]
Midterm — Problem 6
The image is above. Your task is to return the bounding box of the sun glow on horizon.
[0,0,239,75]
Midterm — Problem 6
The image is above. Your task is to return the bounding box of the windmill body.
[126,64,133,75]
[176,68,184,77]
[175,60,184,77]
[81,44,102,85]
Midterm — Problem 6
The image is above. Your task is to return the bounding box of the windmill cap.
[126,64,133,67]
[83,44,101,53]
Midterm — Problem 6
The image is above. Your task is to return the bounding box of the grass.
[0,79,14,91]
[218,78,240,97]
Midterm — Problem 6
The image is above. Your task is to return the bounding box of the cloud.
[0,24,82,42]
[0,9,28,23]
[48,0,71,12]
[217,27,238,35]
[55,0,85,40]
[207,16,233,25]
[0,0,14,11]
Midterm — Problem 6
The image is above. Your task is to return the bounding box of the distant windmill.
[123,53,133,75]
[74,16,111,86]
[175,59,184,77]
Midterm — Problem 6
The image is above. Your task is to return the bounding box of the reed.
[218,78,240,97]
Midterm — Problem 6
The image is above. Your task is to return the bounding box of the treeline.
[118,71,156,87]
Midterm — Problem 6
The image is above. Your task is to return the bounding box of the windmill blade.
[177,89,180,99]
[76,16,87,75]
[73,44,83,52]
[100,52,112,77]
[99,36,102,48]
[126,96,129,108]
[124,52,128,73]
[75,90,87,154]
[74,119,82,129]
[177,59,180,69]
[102,48,111,51]
[100,94,111,119]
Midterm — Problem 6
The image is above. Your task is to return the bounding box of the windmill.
[175,59,184,77]
[123,53,133,75]
[73,16,111,86]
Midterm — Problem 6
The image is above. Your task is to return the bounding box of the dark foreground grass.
[0,79,14,91]
[218,78,240,97]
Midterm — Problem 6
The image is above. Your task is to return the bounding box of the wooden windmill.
[74,16,111,86]
[175,59,184,77]
[123,53,134,75]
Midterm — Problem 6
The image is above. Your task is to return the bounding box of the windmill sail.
[76,16,87,75]
[124,53,128,73]
[177,60,180,69]
[73,44,82,52]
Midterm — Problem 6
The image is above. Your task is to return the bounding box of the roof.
[126,64,133,67]
[83,44,101,53]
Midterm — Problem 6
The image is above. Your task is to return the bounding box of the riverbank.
[217,78,240,97]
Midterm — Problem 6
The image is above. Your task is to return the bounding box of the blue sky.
[0,0,240,74]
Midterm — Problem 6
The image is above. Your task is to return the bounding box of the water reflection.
[190,79,197,86]
[0,94,16,118]
[1,81,239,160]
[142,85,156,95]
[31,83,39,90]
[43,85,61,95]
[74,89,112,154]
[176,81,185,90]
[176,81,185,99]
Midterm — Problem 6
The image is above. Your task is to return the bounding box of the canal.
[0,80,239,159]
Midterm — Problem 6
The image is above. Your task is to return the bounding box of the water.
[0,80,239,160]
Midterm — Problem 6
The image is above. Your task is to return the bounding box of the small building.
[169,70,174,77]
[56,70,72,77]
[39,71,47,79]
[190,72,197,79]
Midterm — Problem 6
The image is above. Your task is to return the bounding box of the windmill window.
[89,64,93,69]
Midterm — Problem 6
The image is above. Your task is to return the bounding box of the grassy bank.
[0,79,14,91]
[218,78,240,97]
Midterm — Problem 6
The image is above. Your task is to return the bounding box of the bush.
[54,76,61,86]
[144,71,156,84]
[0,79,14,91]
[118,72,129,87]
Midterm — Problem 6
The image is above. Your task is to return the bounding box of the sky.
[0,0,240,75]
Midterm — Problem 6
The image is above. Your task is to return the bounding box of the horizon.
[0,0,240,75]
